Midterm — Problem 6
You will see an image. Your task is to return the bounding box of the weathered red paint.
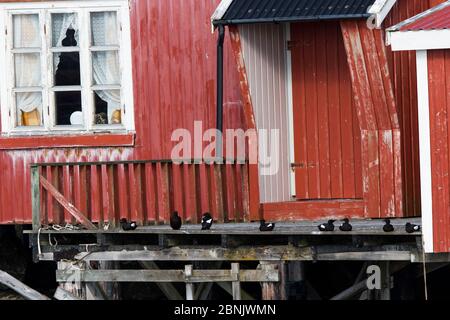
[0,0,442,224]
[0,0,246,224]
[427,49,450,253]
[35,161,251,226]
[341,20,402,218]
[399,2,450,31]
[262,200,365,221]
[290,21,363,201]
[228,25,261,221]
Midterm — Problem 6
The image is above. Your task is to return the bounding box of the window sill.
[0,133,135,150]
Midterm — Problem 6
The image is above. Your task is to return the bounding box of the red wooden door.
[290,22,363,200]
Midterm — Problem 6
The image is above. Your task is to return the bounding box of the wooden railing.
[31,160,251,231]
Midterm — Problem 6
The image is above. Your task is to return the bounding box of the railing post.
[31,166,41,232]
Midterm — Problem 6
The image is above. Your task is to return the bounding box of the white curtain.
[52,13,79,67]
[91,12,121,123]
[13,14,42,117]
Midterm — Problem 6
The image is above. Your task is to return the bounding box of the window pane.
[52,13,79,48]
[54,52,80,86]
[93,90,121,125]
[16,92,43,127]
[55,91,82,126]
[14,53,41,87]
[13,14,40,48]
[92,51,120,85]
[91,12,118,46]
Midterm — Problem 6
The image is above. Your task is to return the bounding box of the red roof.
[399,1,450,31]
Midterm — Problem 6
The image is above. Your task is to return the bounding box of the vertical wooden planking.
[327,24,344,199]
[233,163,244,222]
[45,166,54,224]
[171,164,185,219]
[90,165,101,224]
[128,163,138,223]
[379,131,395,217]
[117,164,129,220]
[197,163,210,216]
[73,165,82,224]
[107,164,117,225]
[156,162,170,224]
[303,24,320,198]
[241,163,251,221]
[223,163,236,222]
[428,50,450,252]
[79,165,88,221]
[100,165,111,225]
[183,163,197,223]
[144,163,157,223]
[229,26,261,220]
[40,166,47,225]
[62,165,72,223]
[316,24,331,199]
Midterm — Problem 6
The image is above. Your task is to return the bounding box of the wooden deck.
[26,217,422,236]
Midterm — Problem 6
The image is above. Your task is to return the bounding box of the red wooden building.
[0,0,446,240]
[388,0,450,253]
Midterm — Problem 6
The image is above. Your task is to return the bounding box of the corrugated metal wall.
[239,24,292,203]
[427,49,450,253]
[0,0,245,224]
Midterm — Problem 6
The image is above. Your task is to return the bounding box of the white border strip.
[368,0,397,28]
[389,30,450,51]
[416,50,434,253]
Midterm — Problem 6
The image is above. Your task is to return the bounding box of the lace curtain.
[13,14,42,116]
[13,12,121,124]
[91,12,121,122]
[52,13,79,66]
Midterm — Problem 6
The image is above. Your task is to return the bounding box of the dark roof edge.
[213,14,371,26]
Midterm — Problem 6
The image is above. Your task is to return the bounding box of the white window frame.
[0,0,135,136]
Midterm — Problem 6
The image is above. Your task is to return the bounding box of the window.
[0,1,134,135]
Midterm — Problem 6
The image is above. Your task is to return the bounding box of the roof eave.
[213,14,372,26]
[367,0,397,28]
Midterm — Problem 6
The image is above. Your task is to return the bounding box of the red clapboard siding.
[428,50,450,253]
[341,20,402,218]
[0,0,246,224]
[290,22,363,201]
[383,0,437,219]
[35,162,251,226]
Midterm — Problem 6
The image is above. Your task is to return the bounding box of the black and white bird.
[259,220,275,232]
[170,211,182,230]
[318,220,335,232]
[120,218,137,231]
[383,219,395,232]
[339,218,353,232]
[201,212,213,230]
[405,222,421,233]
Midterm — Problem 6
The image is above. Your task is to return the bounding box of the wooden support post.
[231,263,241,300]
[31,166,41,232]
[185,265,194,300]
[98,261,120,300]
[57,261,86,300]
[195,282,214,300]
[0,269,49,300]
[140,261,183,300]
[379,261,391,300]
[54,287,81,300]
[288,261,306,300]
[217,282,255,300]
[260,261,286,300]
